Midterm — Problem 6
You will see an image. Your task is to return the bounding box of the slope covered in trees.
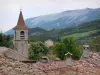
[29,19,100,42]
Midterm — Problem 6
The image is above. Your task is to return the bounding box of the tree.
[53,42,66,60]
[0,32,13,48]
[56,36,61,42]
[0,32,3,42]
[89,37,100,52]
[53,37,82,60]
[62,37,82,59]
[29,41,49,60]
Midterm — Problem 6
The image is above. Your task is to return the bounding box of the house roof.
[65,52,73,56]
[83,45,89,48]
[13,10,28,30]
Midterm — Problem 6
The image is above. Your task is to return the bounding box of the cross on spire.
[20,5,22,11]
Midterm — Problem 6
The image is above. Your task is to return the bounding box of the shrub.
[53,42,66,60]
[29,41,49,60]
[53,37,82,60]
[89,37,100,52]
[0,33,13,48]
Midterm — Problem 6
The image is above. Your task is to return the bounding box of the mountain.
[5,29,14,35]
[25,8,100,29]
[5,8,100,35]
[5,27,47,36]
[29,27,47,35]
[29,19,100,42]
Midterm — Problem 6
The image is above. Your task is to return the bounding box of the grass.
[64,29,100,40]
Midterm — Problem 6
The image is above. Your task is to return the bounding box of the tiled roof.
[0,47,100,75]
[13,10,28,30]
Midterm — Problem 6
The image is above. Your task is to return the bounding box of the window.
[20,31,25,39]
[20,31,24,35]
[15,31,16,40]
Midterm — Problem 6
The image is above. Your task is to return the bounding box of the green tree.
[62,37,82,59]
[56,36,61,42]
[53,42,66,60]
[0,32,3,42]
[89,37,100,52]
[0,32,13,48]
[53,37,82,60]
[29,41,49,60]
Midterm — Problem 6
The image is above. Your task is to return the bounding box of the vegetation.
[28,41,49,60]
[89,37,100,52]
[47,54,56,60]
[29,19,100,42]
[53,37,82,60]
[66,30,100,40]
[0,32,13,48]
[53,42,66,60]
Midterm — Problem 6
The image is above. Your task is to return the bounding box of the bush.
[47,55,56,60]
[53,42,66,60]
[0,33,3,42]
[89,37,100,52]
[53,37,82,60]
[0,33,13,48]
[29,41,49,60]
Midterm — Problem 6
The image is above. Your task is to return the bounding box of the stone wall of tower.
[14,30,28,60]
[14,40,28,59]
[14,30,28,40]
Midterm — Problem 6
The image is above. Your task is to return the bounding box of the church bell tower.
[13,10,28,60]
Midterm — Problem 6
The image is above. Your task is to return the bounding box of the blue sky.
[0,0,100,32]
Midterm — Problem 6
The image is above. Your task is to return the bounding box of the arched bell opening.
[20,31,25,39]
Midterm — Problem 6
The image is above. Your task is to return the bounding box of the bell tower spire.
[13,9,28,30]
[17,9,25,25]
[13,9,28,61]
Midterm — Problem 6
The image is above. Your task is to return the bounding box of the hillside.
[29,19,100,41]
[29,27,47,35]
[5,8,100,35]
[60,19,100,39]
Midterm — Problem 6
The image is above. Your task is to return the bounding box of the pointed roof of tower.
[13,10,28,30]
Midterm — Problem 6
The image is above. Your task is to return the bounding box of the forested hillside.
[29,19,100,42]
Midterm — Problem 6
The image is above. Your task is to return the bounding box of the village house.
[45,39,54,48]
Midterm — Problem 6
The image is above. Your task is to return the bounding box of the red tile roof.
[13,10,28,30]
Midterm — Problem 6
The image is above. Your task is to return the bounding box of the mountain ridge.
[5,8,100,35]
[25,8,100,29]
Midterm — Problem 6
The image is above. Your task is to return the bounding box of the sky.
[0,0,100,32]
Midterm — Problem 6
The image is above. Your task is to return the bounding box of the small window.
[20,31,25,39]
[20,31,24,35]
[15,31,16,39]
